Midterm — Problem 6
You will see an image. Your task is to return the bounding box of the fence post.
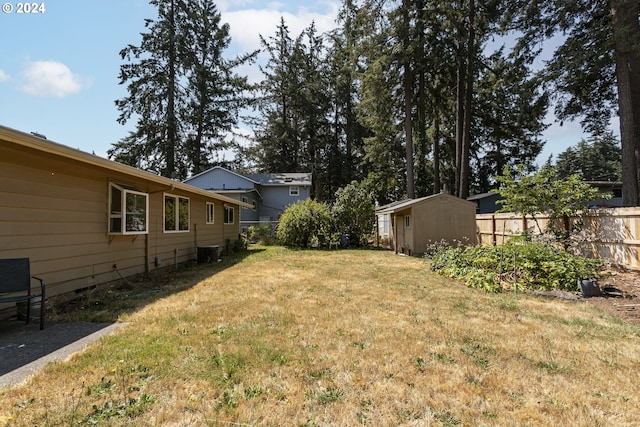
[491,214,496,246]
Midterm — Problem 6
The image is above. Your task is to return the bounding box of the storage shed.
[376,193,477,256]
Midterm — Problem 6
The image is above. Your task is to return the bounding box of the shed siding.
[1,141,240,301]
[413,197,476,253]
[376,194,476,256]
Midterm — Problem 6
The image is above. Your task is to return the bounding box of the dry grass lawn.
[1,246,639,426]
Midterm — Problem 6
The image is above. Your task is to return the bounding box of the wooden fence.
[476,208,640,271]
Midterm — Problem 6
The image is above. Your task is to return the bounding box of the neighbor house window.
[109,183,149,234]
[289,186,299,196]
[224,206,234,224]
[241,196,251,210]
[164,194,190,232]
[206,202,215,224]
[405,215,411,228]
[252,200,257,211]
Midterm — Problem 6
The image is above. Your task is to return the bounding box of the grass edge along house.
[0,124,250,308]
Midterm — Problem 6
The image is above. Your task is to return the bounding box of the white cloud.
[19,60,89,97]
[222,2,339,83]
[0,70,9,82]
[223,2,339,54]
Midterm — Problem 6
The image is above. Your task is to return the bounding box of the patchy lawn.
[1,246,639,426]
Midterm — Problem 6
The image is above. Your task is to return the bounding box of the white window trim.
[206,202,215,224]
[224,205,235,224]
[108,183,149,235]
[164,193,190,233]
[289,186,299,196]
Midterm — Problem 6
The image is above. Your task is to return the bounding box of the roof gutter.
[0,125,252,209]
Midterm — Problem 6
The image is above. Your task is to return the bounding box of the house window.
[289,186,299,196]
[405,215,411,228]
[164,194,190,232]
[252,200,257,211]
[109,183,149,234]
[224,206,234,224]
[206,202,215,224]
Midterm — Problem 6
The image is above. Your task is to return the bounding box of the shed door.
[403,214,412,252]
[396,214,412,252]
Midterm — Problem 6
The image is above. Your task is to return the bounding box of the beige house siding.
[1,125,247,302]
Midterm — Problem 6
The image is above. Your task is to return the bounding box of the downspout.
[145,234,150,276]
[394,213,399,254]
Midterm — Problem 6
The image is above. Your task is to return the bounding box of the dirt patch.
[583,268,640,324]
[534,268,640,324]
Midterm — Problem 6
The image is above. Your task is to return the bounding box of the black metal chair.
[0,258,46,330]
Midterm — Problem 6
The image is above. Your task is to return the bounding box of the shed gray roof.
[376,199,412,212]
[376,193,475,214]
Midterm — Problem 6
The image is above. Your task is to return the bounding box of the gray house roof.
[467,192,498,201]
[185,167,312,189]
[242,173,312,186]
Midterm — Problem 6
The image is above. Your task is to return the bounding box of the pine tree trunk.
[402,0,415,199]
[165,0,177,178]
[458,0,474,200]
[454,0,466,197]
[433,115,441,193]
[612,0,640,206]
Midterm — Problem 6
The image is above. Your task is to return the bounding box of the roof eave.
[1,125,250,208]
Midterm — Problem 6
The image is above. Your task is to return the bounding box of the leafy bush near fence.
[276,199,334,248]
[276,181,375,248]
[248,223,276,245]
[428,240,603,293]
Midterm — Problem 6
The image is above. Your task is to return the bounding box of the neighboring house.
[585,181,623,208]
[376,193,477,256]
[0,125,250,303]
[184,166,312,231]
[468,181,623,214]
[467,192,502,214]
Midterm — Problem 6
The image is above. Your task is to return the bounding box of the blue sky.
[0,0,597,168]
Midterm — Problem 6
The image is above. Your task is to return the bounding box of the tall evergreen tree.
[508,0,640,205]
[253,18,303,172]
[472,49,548,194]
[328,0,370,189]
[352,0,545,201]
[353,0,407,204]
[181,0,256,176]
[555,132,622,181]
[253,19,342,200]
[112,0,185,178]
[111,0,253,179]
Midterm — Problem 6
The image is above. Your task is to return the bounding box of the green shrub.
[332,181,375,246]
[248,223,276,245]
[276,199,334,248]
[429,241,603,293]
